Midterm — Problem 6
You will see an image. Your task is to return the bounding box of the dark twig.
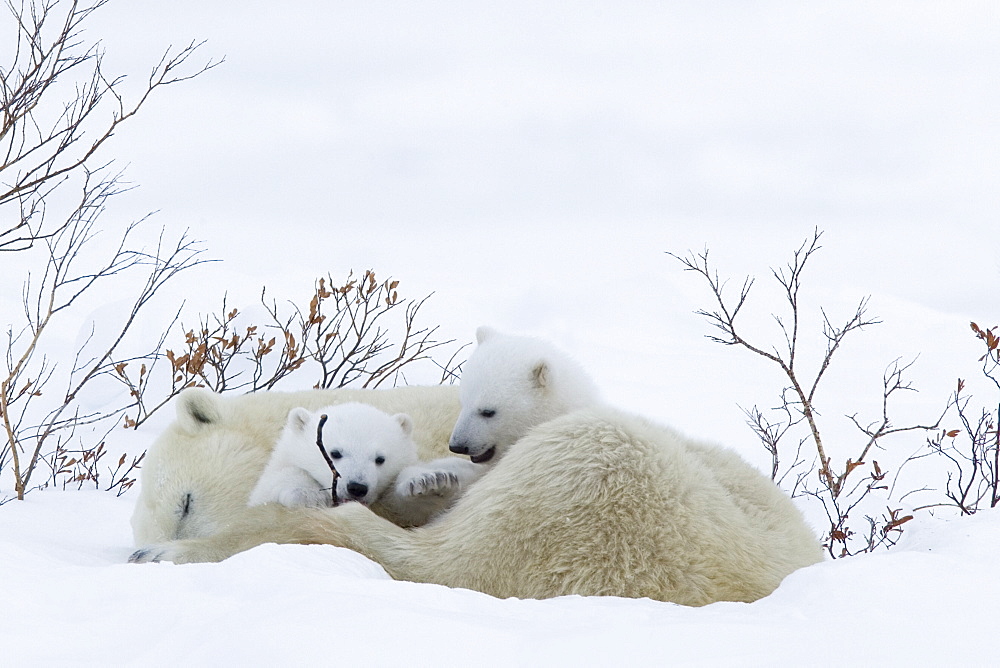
[314,413,339,506]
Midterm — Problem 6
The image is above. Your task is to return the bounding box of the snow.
[3,491,999,665]
[3,1,999,665]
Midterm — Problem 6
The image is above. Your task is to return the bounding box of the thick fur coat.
[132,405,823,605]
[130,385,462,544]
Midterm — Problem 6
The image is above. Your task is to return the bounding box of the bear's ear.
[393,413,414,436]
[531,360,549,390]
[176,388,221,432]
[475,326,498,345]
[286,407,313,433]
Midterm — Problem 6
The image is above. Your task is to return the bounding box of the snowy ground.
[2,2,999,666]
[2,491,999,665]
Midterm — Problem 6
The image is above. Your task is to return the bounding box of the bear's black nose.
[346,481,368,498]
[449,441,469,455]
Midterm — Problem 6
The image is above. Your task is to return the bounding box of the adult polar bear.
[131,327,823,605]
[130,385,464,543]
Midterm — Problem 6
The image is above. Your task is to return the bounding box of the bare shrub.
[0,0,218,501]
[48,439,143,496]
[113,270,467,430]
[1,0,219,251]
[915,323,999,515]
[265,271,464,390]
[670,229,946,557]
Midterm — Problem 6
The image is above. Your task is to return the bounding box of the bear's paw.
[278,487,330,508]
[397,468,460,497]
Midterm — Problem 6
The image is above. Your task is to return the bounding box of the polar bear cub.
[249,402,479,525]
[448,326,600,465]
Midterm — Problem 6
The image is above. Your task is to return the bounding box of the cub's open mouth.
[470,447,496,464]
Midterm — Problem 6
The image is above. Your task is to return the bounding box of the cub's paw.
[398,469,460,497]
[278,487,329,508]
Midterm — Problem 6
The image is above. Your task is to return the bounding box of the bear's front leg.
[277,486,331,508]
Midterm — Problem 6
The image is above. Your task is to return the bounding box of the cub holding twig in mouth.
[249,402,481,527]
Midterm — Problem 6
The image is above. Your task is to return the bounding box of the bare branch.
[1,0,222,251]
[670,228,952,557]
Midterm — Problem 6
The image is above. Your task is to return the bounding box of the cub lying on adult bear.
[130,385,467,543]
[248,401,481,526]
[131,328,823,605]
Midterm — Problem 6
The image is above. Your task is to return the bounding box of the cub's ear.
[530,360,549,390]
[393,413,414,436]
[176,387,221,432]
[475,326,499,345]
[286,407,313,432]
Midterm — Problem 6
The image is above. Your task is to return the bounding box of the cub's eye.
[375,456,386,465]
[329,450,342,459]
[479,409,496,418]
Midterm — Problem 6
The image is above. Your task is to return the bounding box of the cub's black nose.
[449,441,469,455]
[346,481,368,498]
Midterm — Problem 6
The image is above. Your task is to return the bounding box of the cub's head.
[448,326,599,466]
[285,402,417,506]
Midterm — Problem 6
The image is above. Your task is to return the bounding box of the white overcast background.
[2,2,999,664]
[90,1,999,448]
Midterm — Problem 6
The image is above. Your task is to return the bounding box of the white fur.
[247,402,481,526]
[131,330,822,605]
[130,385,470,543]
[448,326,600,464]
[248,402,417,508]
[131,406,823,604]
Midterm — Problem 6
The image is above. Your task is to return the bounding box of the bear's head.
[448,326,599,465]
[285,402,418,506]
